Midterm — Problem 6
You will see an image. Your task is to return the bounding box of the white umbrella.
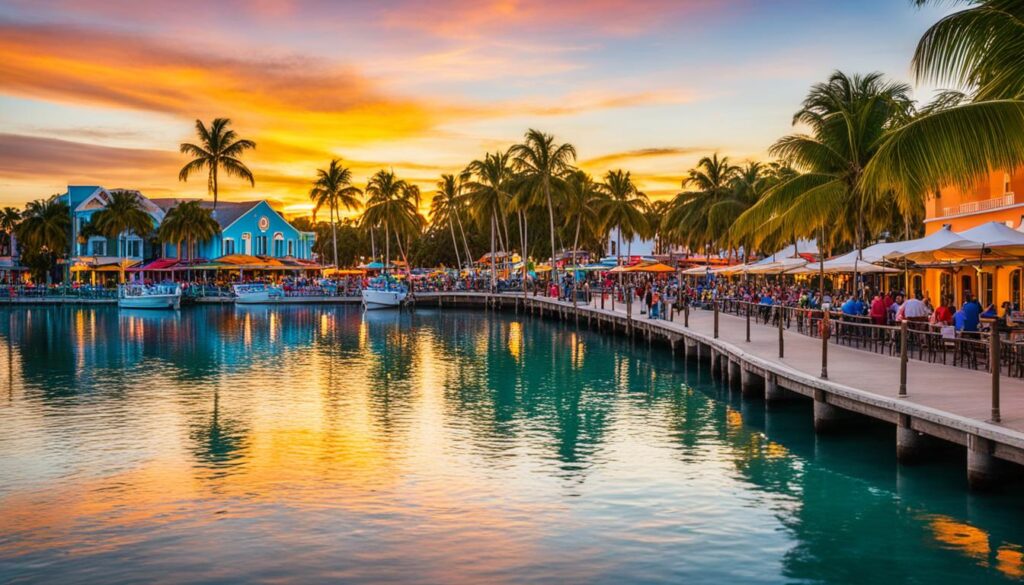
[883,225,984,263]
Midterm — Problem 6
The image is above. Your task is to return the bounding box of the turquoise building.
[59,186,316,281]
[150,199,316,261]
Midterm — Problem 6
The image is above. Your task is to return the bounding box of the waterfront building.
[150,199,316,261]
[65,186,164,282]
[922,169,1024,308]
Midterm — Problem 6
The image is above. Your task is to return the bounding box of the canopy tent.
[797,249,900,274]
[958,221,1024,258]
[626,262,676,273]
[758,239,819,262]
[682,265,715,275]
[884,225,984,263]
[745,257,808,275]
[323,268,366,276]
[359,261,393,270]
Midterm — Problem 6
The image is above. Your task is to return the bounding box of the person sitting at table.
[889,293,904,324]
[957,296,981,333]
[897,292,931,322]
[931,296,954,326]
[841,295,865,316]
[869,293,887,325]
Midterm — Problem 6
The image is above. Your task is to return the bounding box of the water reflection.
[1,305,1024,583]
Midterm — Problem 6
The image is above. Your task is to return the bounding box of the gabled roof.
[65,186,103,208]
[149,198,262,230]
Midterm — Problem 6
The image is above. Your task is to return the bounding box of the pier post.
[896,414,932,464]
[899,321,908,396]
[685,338,698,361]
[813,389,846,433]
[764,373,786,404]
[709,349,720,378]
[820,311,828,379]
[714,302,719,339]
[728,359,741,388]
[967,434,1005,491]
[991,331,1001,423]
[778,307,784,358]
[684,304,689,328]
[746,302,751,343]
[740,368,762,398]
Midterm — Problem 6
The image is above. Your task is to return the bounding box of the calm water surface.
[2,305,1024,584]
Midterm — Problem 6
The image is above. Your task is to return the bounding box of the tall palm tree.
[310,159,362,267]
[430,174,467,271]
[362,170,423,271]
[564,170,605,269]
[510,129,576,281]
[465,151,515,291]
[15,196,70,283]
[598,169,649,265]
[737,72,914,291]
[157,201,220,263]
[0,207,20,257]
[91,190,155,282]
[662,154,741,258]
[179,118,256,210]
[864,0,1024,202]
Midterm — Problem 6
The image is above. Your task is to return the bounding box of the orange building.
[922,169,1024,309]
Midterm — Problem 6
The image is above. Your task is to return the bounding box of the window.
[89,237,106,256]
[940,272,953,305]
[273,232,284,257]
[912,275,923,297]
[960,275,973,305]
[255,235,268,256]
[223,238,235,256]
[287,240,294,257]
[124,237,142,258]
[1012,269,1021,310]
[982,272,994,306]
[1005,173,1012,194]
[242,233,252,255]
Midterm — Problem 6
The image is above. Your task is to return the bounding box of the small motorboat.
[361,278,407,309]
[233,283,285,304]
[118,283,182,310]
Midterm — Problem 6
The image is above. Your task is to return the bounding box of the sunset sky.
[0,0,948,215]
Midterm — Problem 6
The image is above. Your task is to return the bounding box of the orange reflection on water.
[507,321,522,362]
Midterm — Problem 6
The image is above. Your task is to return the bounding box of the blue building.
[66,186,164,275]
[150,199,316,261]
[59,186,316,282]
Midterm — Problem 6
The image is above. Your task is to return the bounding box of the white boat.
[361,280,407,309]
[118,283,181,310]
[233,283,284,304]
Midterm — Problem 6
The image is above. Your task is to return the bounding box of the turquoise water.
[1,305,1024,584]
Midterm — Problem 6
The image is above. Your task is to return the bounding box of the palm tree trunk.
[519,210,528,295]
[385,222,390,271]
[572,215,582,308]
[331,202,339,267]
[370,226,376,263]
[455,209,472,266]
[545,182,557,284]
[490,212,497,292]
[449,217,462,271]
[212,165,219,210]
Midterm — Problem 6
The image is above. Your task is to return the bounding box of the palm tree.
[465,151,515,291]
[90,190,155,282]
[510,129,576,281]
[737,72,914,258]
[15,196,70,283]
[864,0,1024,203]
[179,118,256,210]
[310,159,362,267]
[662,154,741,258]
[598,169,649,265]
[362,170,423,272]
[564,170,605,269]
[157,201,220,263]
[0,207,20,257]
[430,174,467,271]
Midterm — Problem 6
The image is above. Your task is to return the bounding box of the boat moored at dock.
[117,283,182,310]
[361,278,407,309]
[233,283,285,304]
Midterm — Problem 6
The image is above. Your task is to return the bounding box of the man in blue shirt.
[957,296,981,332]
[841,295,865,316]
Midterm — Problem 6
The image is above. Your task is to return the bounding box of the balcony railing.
[941,192,1017,217]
